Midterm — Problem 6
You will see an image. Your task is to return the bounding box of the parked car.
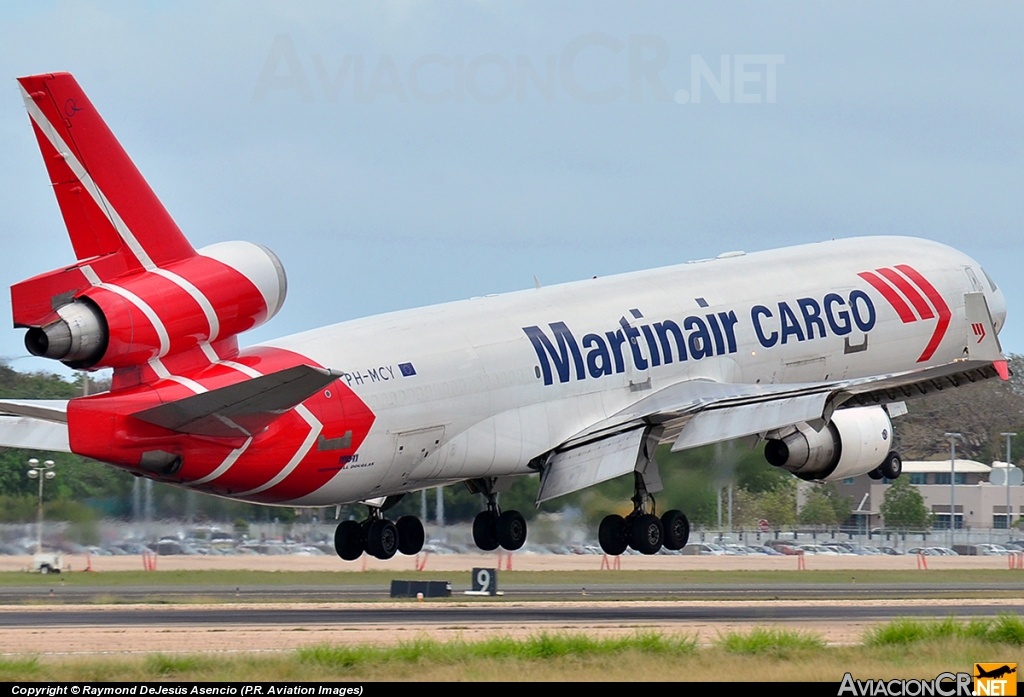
[681,543,726,555]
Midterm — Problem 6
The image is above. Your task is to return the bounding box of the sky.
[0,2,1022,379]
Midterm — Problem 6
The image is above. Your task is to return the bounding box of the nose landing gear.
[469,478,528,552]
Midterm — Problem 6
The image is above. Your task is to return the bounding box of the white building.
[843,459,1023,529]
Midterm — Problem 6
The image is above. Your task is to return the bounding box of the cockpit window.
[982,268,998,292]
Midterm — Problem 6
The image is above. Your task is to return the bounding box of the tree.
[894,353,1024,462]
[799,488,839,526]
[880,477,931,531]
[733,478,797,529]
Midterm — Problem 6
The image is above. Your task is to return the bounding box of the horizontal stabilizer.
[0,399,68,423]
[0,416,70,452]
[132,365,340,438]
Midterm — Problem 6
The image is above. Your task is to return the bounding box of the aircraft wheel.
[881,451,902,480]
[472,511,499,551]
[365,519,398,560]
[661,509,690,550]
[598,514,628,556]
[496,510,527,551]
[631,514,664,555]
[334,520,364,561]
[868,467,884,480]
[396,516,425,555]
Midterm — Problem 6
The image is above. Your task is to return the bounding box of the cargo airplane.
[0,72,1010,560]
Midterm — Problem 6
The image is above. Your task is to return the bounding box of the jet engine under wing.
[132,365,341,438]
[0,400,70,452]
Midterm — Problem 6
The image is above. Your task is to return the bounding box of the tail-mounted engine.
[16,241,286,369]
[764,405,892,481]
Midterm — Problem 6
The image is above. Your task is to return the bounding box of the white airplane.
[0,72,1010,560]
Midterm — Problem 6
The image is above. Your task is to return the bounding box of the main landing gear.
[868,451,903,481]
[334,502,425,561]
[597,472,690,556]
[467,478,527,552]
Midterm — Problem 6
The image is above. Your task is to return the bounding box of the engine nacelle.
[764,405,892,481]
[23,241,286,369]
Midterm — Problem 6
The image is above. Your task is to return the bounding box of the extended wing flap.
[671,392,831,452]
[132,365,340,438]
[536,426,650,504]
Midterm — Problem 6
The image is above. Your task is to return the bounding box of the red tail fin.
[17,73,194,267]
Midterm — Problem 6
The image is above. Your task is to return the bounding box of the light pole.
[26,458,55,554]
[944,433,961,544]
[1001,433,1016,530]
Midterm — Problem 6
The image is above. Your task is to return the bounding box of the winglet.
[994,360,1010,381]
[964,292,1005,365]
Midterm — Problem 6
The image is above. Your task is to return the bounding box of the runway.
[1,581,1023,603]
[3,599,1024,628]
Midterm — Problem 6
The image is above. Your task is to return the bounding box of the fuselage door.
[392,426,446,482]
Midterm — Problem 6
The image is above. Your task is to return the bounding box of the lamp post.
[1001,433,1016,530]
[26,458,55,554]
[944,433,961,544]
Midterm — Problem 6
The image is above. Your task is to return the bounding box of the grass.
[6,626,1024,679]
[2,619,1021,681]
[714,627,826,657]
[297,631,697,669]
[865,614,1024,646]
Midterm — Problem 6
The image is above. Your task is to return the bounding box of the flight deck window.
[982,268,998,292]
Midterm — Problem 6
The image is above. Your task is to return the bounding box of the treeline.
[2,355,1023,527]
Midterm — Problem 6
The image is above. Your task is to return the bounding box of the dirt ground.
[5,598,1023,657]
[0,552,1017,573]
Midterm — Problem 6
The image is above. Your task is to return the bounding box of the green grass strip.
[714,627,826,657]
[296,630,697,669]
[864,614,1024,646]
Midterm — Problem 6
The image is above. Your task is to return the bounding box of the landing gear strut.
[598,472,689,556]
[333,500,425,561]
[469,478,527,551]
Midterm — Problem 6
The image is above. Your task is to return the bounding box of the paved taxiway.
[4,599,1024,628]
[1,581,1023,603]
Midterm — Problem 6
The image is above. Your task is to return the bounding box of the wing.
[536,354,1005,503]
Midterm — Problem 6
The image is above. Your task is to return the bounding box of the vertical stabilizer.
[16,73,195,267]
